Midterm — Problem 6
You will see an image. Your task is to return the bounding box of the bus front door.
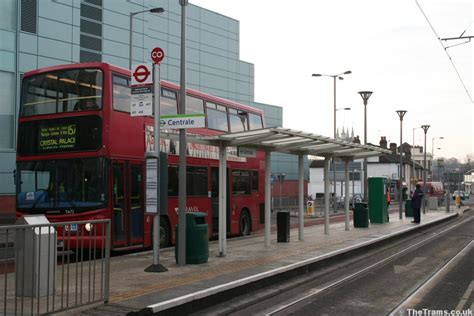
[112,161,144,248]
[211,167,230,235]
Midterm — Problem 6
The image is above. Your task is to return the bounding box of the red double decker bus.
[16,62,266,250]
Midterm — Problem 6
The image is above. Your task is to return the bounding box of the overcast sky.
[191,0,473,162]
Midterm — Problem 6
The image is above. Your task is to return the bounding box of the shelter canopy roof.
[164,127,391,159]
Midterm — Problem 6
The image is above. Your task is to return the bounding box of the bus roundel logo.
[133,65,151,84]
[151,47,165,64]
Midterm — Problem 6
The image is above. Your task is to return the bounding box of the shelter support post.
[344,159,350,230]
[265,151,272,247]
[298,154,304,241]
[324,157,330,235]
[218,144,227,257]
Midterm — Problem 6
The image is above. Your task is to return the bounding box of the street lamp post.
[431,137,444,157]
[358,91,373,202]
[412,127,421,190]
[129,7,165,69]
[421,125,430,214]
[396,110,407,220]
[277,173,286,209]
[431,137,444,178]
[312,71,351,210]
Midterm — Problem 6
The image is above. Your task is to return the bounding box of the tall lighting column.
[358,91,373,202]
[129,7,165,69]
[421,125,430,215]
[396,110,407,220]
[312,71,351,209]
[431,136,444,176]
[177,0,188,266]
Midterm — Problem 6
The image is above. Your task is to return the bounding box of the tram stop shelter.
[164,127,391,256]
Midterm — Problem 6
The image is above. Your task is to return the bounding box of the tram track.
[389,240,473,315]
[263,213,474,315]
[190,210,473,316]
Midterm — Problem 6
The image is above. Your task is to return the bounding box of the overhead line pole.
[177,0,188,266]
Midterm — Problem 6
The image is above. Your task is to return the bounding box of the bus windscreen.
[16,157,107,213]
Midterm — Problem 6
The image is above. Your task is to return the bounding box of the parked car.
[464,191,470,199]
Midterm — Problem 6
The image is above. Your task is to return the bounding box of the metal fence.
[0,218,110,315]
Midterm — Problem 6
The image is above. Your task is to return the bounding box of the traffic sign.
[151,47,165,64]
[131,63,152,86]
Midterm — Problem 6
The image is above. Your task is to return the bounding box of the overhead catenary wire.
[414,0,473,103]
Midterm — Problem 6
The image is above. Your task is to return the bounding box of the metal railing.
[1,218,110,315]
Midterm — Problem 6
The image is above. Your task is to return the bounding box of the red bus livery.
[416,181,445,202]
[16,62,266,250]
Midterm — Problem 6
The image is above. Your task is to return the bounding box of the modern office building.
[0,0,308,217]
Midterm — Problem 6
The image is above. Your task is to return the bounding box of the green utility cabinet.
[368,177,388,224]
[175,212,209,264]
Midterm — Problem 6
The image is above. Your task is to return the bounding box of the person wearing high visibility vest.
[455,194,462,208]
[387,189,391,222]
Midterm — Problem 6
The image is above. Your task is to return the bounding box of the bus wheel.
[239,210,251,236]
[160,217,171,248]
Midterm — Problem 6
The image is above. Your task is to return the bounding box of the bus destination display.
[17,115,102,155]
[39,124,77,151]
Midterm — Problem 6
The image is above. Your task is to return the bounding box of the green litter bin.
[175,212,209,264]
[405,199,414,217]
[354,202,369,228]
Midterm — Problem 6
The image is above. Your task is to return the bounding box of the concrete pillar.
[344,160,350,230]
[218,144,227,256]
[298,155,304,241]
[324,157,330,235]
[265,152,272,247]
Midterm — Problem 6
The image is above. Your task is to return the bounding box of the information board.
[146,157,158,214]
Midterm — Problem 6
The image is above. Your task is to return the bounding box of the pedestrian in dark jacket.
[411,184,423,223]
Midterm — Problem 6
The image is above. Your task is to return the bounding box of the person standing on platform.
[411,184,423,224]
[386,188,391,222]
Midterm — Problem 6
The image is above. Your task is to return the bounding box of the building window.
[80,34,102,51]
[0,71,15,149]
[80,3,102,22]
[83,0,103,6]
[0,0,16,30]
[80,50,101,62]
[80,1,102,62]
[80,19,102,37]
[20,0,37,34]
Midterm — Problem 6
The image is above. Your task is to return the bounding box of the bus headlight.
[85,223,93,232]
